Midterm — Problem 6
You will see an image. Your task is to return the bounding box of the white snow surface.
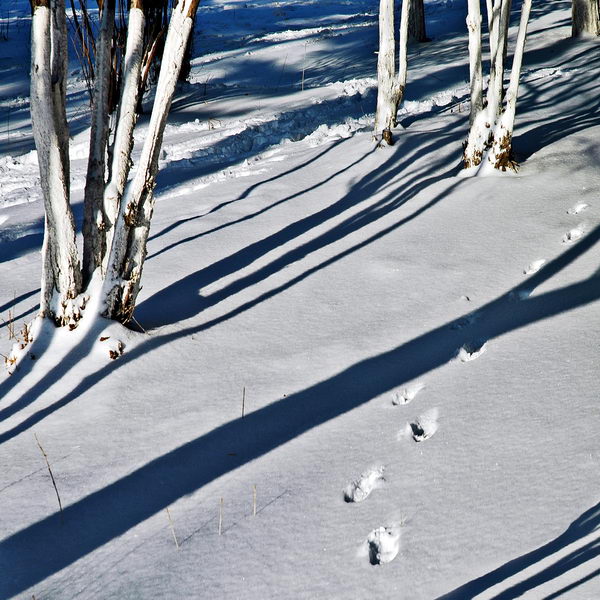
[1,0,600,598]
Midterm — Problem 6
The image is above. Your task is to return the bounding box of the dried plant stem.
[34,433,63,518]
[252,485,257,517]
[218,497,224,535]
[165,507,180,549]
[242,387,246,418]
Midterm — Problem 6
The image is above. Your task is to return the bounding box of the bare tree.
[28,0,200,331]
[408,0,427,43]
[462,0,532,175]
[572,0,600,36]
[374,0,412,144]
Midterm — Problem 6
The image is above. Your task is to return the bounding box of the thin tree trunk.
[374,0,411,141]
[103,0,200,322]
[463,0,487,168]
[572,0,600,36]
[408,0,427,42]
[82,0,115,286]
[482,0,532,173]
[375,0,399,136]
[101,2,146,277]
[31,0,82,325]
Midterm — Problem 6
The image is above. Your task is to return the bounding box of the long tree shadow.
[136,119,462,327]
[0,223,598,599]
[438,501,600,599]
[0,115,460,423]
[148,138,345,246]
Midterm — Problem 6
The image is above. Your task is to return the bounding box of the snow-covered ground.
[0,0,599,598]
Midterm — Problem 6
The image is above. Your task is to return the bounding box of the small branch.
[34,433,64,519]
[165,507,179,549]
[218,497,224,535]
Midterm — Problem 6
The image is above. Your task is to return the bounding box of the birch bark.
[481,0,532,173]
[82,0,115,285]
[374,0,411,142]
[30,0,82,325]
[103,0,201,322]
[572,0,600,36]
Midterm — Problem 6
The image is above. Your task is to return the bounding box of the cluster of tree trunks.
[30,0,200,326]
[26,0,600,335]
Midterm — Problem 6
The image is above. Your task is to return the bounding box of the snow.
[1,0,599,599]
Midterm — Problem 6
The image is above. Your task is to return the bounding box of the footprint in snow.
[344,466,385,503]
[562,226,584,244]
[457,340,487,362]
[450,312,478,330]
[365,525,401,565]
[523,259,545,275]
[407,408,439,442]
[392,382,425,406]
[567,202,589,215]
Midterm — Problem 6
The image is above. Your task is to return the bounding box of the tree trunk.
[374,0,411,141]
[375,0,399,136]
[572,0,600,36]
[82,0,115,286]
[103,0,201,322]
[482,0,532,173]
[408,0,427,42]
[101,3,146,277]
[463,0,487,168]
[30,0,83,326]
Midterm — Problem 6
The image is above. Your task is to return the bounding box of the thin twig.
[252,484,257,517]
[241,387,246,418]
[34,433,63,518]
[218,497,224,535]
[165,507,180,549]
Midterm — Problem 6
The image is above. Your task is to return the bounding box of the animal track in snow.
[562,226,584,244]
[392,382,425,406]
[523,259,545,275]
[458,340,487,362]
[344,466,385,503]
[365,525,401,565]
[408,408,439,442]
[509,289,531,302]
[450,312,478,330]
[567,202,589,215]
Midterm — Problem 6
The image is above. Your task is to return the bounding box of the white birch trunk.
[397,0,411,96]
[481,0,532,174]
[572,0,600,36]
[462,0,488,169]
[375,0,398,136]
[30,0,82,325]
[82,0,115,284]
[103,0,200,322]
[100,5,145,277]
[374,0,411,142]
